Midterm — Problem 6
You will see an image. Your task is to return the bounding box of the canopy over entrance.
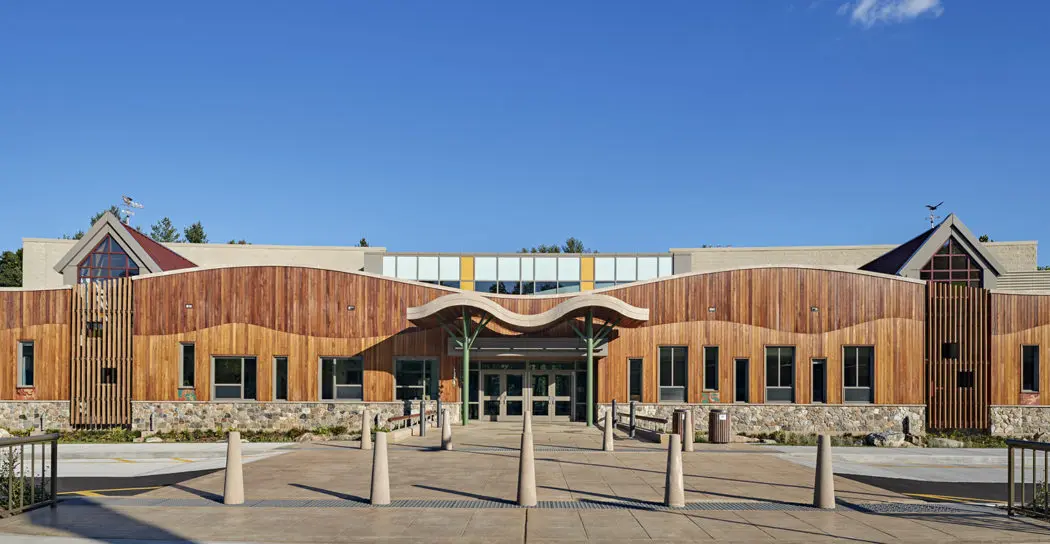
[407,292,648,428]
[406,292,649,333]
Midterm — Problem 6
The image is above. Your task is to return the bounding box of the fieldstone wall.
[598,403,925,436]
[990,406,1050,437]
[0,401,71,432]
[131,401,463,433]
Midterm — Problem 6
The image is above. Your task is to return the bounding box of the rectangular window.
[395,358,439,401]
[843,346,874,403]
[734,359,749,403]
[628,358,643,402]
[320,357,363,401]
[765,347,795,402]
[274,356,288,401]
[812,359,827,403]
[957,370,975,388]
[703,347,719,391]
[101,367,117,384]
[86,321,104,338]
[1023,345,1040,392]
[180,343,195,388]
[212,356,257,400]
[659,346,687,402]
[18,341,34,387]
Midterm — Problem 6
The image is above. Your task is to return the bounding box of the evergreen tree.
[149,217,182,242]
[0,249,22,287]
[183,222,208,243]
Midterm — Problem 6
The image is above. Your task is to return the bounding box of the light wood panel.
[0,288,71,400]
[926,283,990,430]
[70,278,133,427]
[992,292,1050,405]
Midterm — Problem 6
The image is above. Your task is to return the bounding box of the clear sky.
[2,1,1047,263]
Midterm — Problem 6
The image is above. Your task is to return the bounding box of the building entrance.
[477,362,579,422]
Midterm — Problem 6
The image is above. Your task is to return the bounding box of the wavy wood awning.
[406,293,649,333]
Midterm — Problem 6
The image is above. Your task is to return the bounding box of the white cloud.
[840,0,944,27]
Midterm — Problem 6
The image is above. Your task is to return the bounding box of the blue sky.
[2,1,1047,262]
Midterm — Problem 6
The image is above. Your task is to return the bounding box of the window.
[76,234,140,282]
[101,368,117,384]
[1023,346,1040,392]
[17,341,34,387]
[812,359,827,403]
[86,321,104,338]
[919,238,983,287]
[274,356,288,401]
[957,370,975,388]
[703,347,719,391]
[843,346,874,403]
[734,359,749,403]
[943,342,959,359]
[765,347,795,402]
[394,358,439,401]
[212,357,257,400]
[180,343,195,388]
[628,358,643,402]
[320,357,363,401]
[659,347,688,402]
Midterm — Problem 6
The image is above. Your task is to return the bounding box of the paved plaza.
[2,423,1050,543]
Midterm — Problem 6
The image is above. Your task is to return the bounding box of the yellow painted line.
[113,458,136,464]
[904,492,1005,504]
[171,458,195,463]
[58,485,162,496]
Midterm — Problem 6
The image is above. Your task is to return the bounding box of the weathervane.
[119,195,144,224]
[925,201,943,229]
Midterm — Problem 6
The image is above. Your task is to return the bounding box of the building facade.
[3,212,1050,436]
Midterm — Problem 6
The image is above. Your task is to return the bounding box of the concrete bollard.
[370,432,391,505]
[523,410,532,436]
[441,409,453,451]
[603,411,614,452]
[664,434,685,508]
[517,427,537,507]
[361,411,372,451]
[683,410,695,452]
[223,431,244,505]
[814,434,835,509]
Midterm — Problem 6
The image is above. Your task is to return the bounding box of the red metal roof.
[121,223,197,271]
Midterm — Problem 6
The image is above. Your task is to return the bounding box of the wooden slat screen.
[926,282,990,430]
[71,278,133,428]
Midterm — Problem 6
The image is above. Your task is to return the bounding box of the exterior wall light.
[347,305,356,311]
[184,303,193,309]
[708,306,716,313]
[810,306,819,312]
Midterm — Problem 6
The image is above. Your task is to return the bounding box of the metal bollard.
[419,400,426,437]
[629,401,636,438]
[437,398,443,429]
[611,398,617,430]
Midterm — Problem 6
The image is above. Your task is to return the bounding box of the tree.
[518,237,596,254]
[1039,265,1050,271]
[0,249,22,287]
[183,222,208,243]
[227,239,250,245]
[979,234,993,243]
[149,217,182,243]
[357,238,369,247]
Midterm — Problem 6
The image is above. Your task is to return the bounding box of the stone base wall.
[598,403,925,436]
[131,401,463,433]
[990,406,1050,436]
[0,401,71,432]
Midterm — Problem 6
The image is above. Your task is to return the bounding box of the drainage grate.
[845,502,979,514]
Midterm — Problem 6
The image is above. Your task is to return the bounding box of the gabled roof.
[860,214,1006,278]
[53,212,195,275]
[119,223,196,271]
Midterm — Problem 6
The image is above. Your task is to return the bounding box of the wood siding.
[926,283,990,430]
[992,292,1050,405]
[131,267,926,407]
[71,278,133,427]
[0,288,71,400]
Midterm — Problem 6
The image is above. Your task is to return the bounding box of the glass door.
[503,372,524,421]
[531,374,551,419]
[481,372,502,421]
[551,372,573,421]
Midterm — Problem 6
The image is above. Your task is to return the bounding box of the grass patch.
[743,431,866,447]
[926,430,1008,448]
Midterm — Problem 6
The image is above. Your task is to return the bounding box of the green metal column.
[586,310,594,427]
[461,310,471,427]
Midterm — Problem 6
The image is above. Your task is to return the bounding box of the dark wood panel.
[992,292,1050,405]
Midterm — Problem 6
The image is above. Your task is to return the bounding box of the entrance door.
[480,371,525,421]
[734,359,749,403]
[531,372,574,422]
[812,359,827,404]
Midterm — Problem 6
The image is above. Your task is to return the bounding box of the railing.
[1007,439,1050,518]
[634,414,670,434]
[387,411,436,432]
[0,433,58,517]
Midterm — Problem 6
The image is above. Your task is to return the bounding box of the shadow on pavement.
[413,484,515,504]
[14,503,199,542]
[289,483,368,502]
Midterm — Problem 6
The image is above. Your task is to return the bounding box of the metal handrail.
[1007,438,1050,518]
[0,433,58,517]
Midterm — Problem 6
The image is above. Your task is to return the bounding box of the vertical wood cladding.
[70,278,133,427]
[926,283,990,430]
[132,267,926,407]
[992,292,1050,406]
[0,288,71,400]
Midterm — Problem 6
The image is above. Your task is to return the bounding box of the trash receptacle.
[672,409,689,442]
[709,409,731,444]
